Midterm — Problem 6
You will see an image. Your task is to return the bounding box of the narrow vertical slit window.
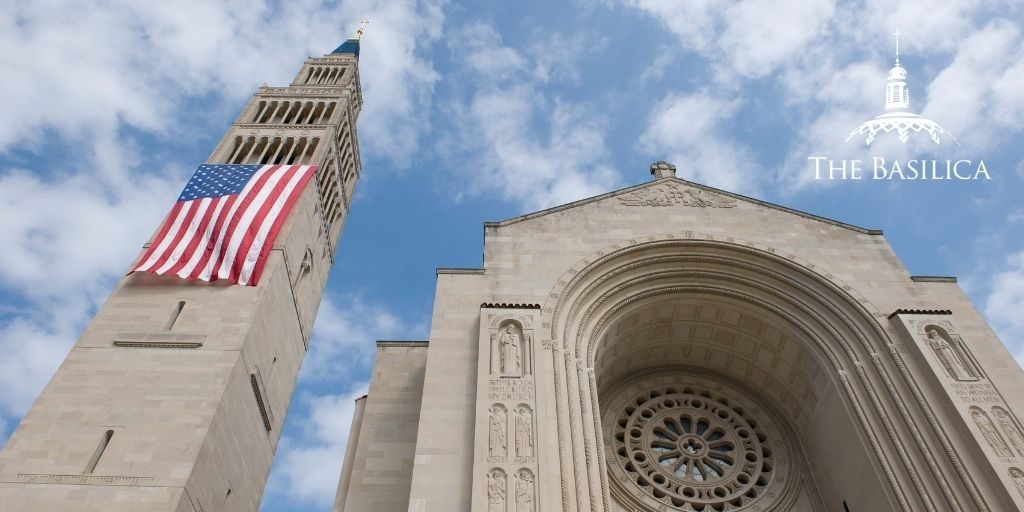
[83,430,114,474]
[165,301,185,331]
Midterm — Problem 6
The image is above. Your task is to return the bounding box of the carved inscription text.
[488,379,535,401]
[952,382,1001,404]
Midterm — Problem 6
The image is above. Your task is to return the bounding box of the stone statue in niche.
[926,328,973,380]
[499,323,523,377]
[487,469,506,512]
[515,406,534,458]
[515,469,535,512]
[489,406,507,457]
[1011,467,1024,498]
[972,407,1013,457]
[994,407,1024,457]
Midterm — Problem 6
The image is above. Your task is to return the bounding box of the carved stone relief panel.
[616,182,737,208]
[515,468,536,512]
[487,468,507,512]
[1011,467,1024,499]
[489,405,508,460]
[924,327,979,381]
[489,319,533,377]
[994,406,1024,458]
[514,404,534,462]
[971,406,1013,458]
[893,313,1024,505]
[475,307,541,512]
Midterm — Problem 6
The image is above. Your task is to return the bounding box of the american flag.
[132,163,317,286]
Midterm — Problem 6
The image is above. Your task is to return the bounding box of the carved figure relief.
[971,407,1013,457]
[617,184,737,208]
[489,405,507,458]
[499,324,523,377]
[514,405,534,458]
[515,469,535,512]
[1011,467,1024,499]
[993,407,1024,457]
[925,327,975,381]
[487,468,506,512]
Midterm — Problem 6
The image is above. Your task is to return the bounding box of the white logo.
[845,27,957,146]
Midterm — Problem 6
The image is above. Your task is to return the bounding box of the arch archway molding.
[521,233,1022,512]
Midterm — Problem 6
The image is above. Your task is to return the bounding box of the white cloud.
[343,0,445,165]
[985,250,1024,364]
[299,294,418,381]
[620,0,835,78]
[0,0,443,162]
[921,21,1024,148]
[639,91,762,193]
[440,22,621,211]
[862,0,985,55]
[264,294,423,508]
[265,385,369,507]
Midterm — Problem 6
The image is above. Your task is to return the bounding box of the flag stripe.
[216,165,285,279]
[165,196,222,276]
[239,166,315,285]
[197,165,278,281]
[134,202,184,271]
[228,165,303,283]
[137,200,198,272]
[181,193,239,280]
[155,198,213,274]
[173,195,229,278]
[130,163,318,286]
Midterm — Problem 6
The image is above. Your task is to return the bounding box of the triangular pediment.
[487,177,879,235]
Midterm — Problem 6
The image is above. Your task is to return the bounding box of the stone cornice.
[910,276,958,283]
[436,267,485,276]
[480,303,541,309]
[376,340,429,347]
[887,309,953,319]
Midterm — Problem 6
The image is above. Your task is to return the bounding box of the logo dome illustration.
[846,28,957,146]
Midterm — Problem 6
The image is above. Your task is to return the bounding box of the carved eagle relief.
[617,183,737,208]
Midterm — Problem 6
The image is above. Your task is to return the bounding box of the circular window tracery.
[605,374,796,511]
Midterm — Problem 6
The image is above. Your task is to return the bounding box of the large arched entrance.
[542,235,987,512]
[595,295,838,511]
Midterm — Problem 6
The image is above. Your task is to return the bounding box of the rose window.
[605,377,795,511]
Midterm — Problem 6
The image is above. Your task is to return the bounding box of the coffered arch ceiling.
[594,295,828,432]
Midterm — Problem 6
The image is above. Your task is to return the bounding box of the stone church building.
[334,158,1024,512]
[0,31,1023,512]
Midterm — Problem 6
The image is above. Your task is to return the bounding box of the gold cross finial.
[356,19,370,39]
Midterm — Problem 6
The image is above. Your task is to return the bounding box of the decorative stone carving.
[487,468,506,512]
[499,323,523,377]
[515,469,536,512]
[489,405,507,458]
[1011,467,1024,498]
[604,374,796,511]
[926,328,975,381]
[515,405,534,459]
[618,184,737,208]
[490,320,533,376]
[993,407,1024,457]
[971,407,1012,457]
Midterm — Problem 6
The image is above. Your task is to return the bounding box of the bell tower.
[0,34,364,512]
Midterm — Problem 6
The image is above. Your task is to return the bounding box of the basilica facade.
[333,162,1024,511]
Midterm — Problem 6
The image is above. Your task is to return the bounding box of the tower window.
[164,301,185,330]
[83,430,114,474]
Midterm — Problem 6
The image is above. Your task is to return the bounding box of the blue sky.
[1,0,1023,510]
